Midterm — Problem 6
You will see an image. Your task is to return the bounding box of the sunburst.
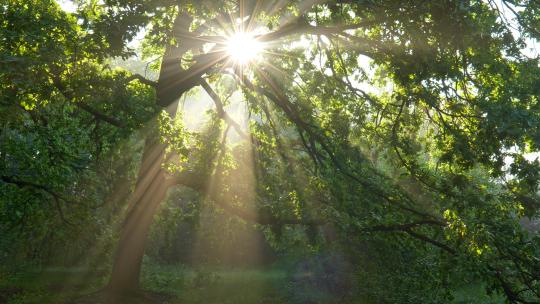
[226,31,264,65]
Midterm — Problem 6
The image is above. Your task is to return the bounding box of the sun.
[226,32,263,64]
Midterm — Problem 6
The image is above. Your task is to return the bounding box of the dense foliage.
[0,0,156,264]
[2,0,540,303]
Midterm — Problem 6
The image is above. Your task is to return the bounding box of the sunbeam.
[226,32,264,64]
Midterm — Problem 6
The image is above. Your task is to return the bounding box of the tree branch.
[200,79,250,140]
[366,220,446,232]
[239,72,437,221]
[156,49,227,107]
[257,19,380,42]
[362,219,455,254]
[126,74,157,88]
[75,102,127,128]
[51,75,127,128]
[1,176,73,225]
[404,229,456,255]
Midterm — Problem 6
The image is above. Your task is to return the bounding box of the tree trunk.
[106,11,219,294]
[106,31,203,293]
[107,102,176,294]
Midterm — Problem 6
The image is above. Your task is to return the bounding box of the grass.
[0,265,288,304]
[451,283,504,304]
[0,264,505,304]
[176,268,287,304]
[141,264,289,304]
[0,266,107,304]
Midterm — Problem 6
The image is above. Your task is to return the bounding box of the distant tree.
[3,0,540,302]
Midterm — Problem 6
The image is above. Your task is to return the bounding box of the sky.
[56,0,76,13]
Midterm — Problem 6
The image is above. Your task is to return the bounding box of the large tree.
[3,0,540,302]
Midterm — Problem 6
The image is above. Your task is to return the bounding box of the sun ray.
[226,32,264,64]
[244,0,264,34]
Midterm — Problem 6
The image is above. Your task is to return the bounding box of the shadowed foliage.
[2,0,540,303]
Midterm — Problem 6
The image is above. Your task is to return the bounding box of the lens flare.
[226,32,263,64]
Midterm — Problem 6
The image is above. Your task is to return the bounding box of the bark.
[107,38,190,293]
[106,103,176,294]
[105,10,221,291]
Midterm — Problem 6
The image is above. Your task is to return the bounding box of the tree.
[0,0,157,265]
[3,0,540,302]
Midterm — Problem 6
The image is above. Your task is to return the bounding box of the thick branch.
[156,17,382,109]
[156,50,227,107]
[126,74,157,88]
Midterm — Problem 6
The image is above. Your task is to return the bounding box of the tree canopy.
[2,0,540,303]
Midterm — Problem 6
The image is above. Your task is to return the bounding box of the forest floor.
[0,265,503,304]
[0,265,289,304]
